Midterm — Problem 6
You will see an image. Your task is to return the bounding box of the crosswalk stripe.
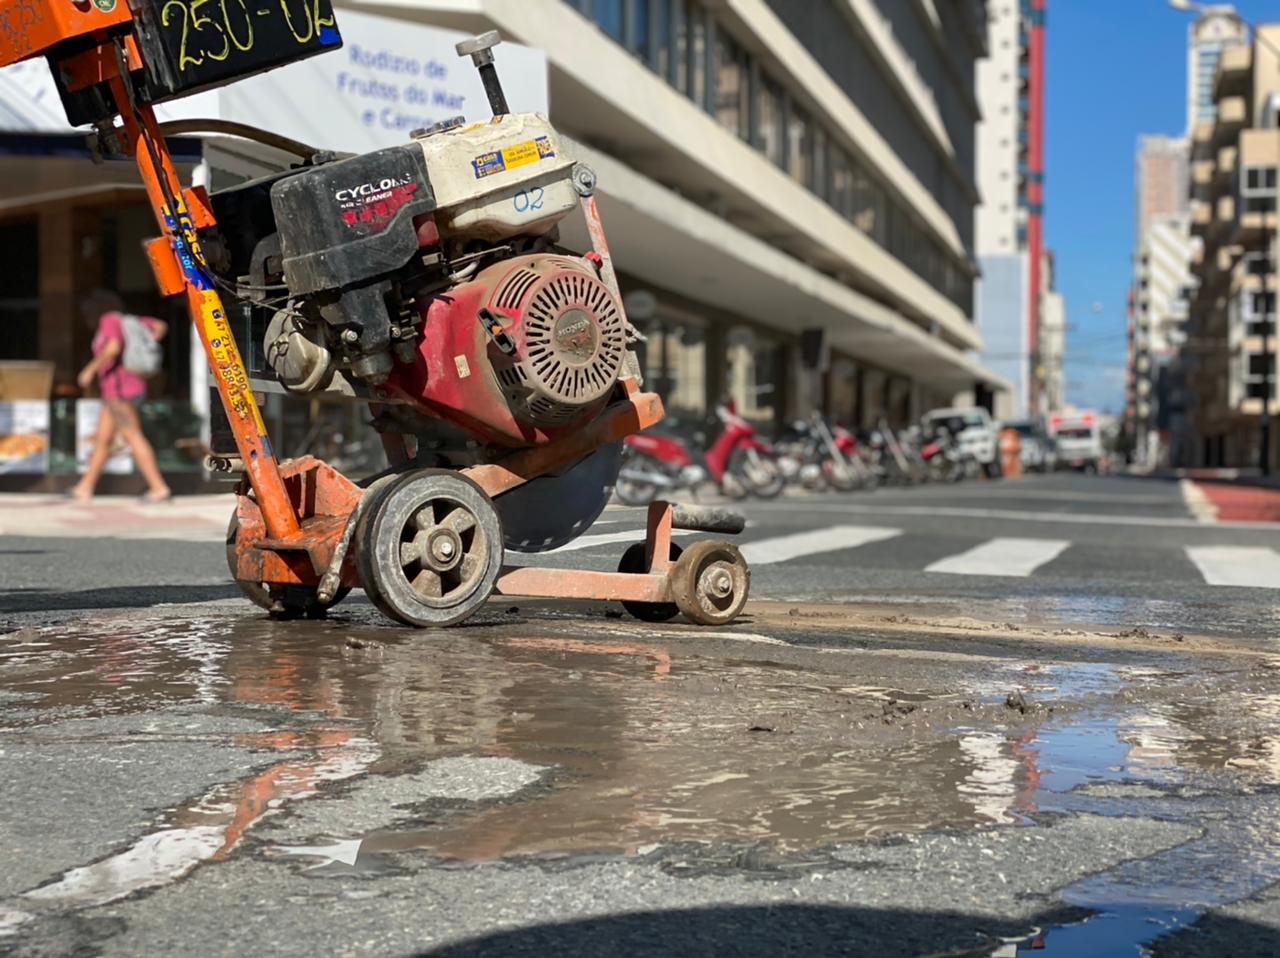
[546,529,642,554]
[1186,546,1280,588]
[740,525,901,566]
[925,537,1070,578]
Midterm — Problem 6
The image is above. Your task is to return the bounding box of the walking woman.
[69,290,172,503]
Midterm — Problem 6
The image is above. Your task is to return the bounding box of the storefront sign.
[219,10,548,151]
[0,400,50,474]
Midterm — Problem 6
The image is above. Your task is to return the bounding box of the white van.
[1048,411,1103,472]
[922,407,1001,477]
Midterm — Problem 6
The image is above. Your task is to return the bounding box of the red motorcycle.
[615,404,785,505]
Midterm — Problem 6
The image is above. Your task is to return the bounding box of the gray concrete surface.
[2,474,1280,956]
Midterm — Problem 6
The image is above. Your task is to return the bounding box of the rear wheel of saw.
[356,470,503,627]
[670,540,750,626]
[617,541,683,622]
[225,514,349,618]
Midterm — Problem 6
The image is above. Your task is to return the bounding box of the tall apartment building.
[387,0,1005,427]
[1187,6,1250,132]
[1128,135,1194,466]
[1187,23,1280,469]
[975,0,1047,419]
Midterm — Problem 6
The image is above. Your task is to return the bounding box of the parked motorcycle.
[777,414,875,492]
[615,404,785,505]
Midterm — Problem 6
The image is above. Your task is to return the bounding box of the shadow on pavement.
[0,584,242,614]
[421,903,1069,957]
[419,902,1280,958]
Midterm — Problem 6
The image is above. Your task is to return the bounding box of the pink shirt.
[93,311,156,402]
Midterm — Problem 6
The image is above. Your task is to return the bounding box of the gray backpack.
[120,314,162,377]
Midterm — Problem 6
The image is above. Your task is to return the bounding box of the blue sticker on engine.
[472,151,506,178]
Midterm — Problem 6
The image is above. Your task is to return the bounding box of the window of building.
[687,2,708,109]
[713,26,749,138]
[757,75,785,167]
[786,102,813,187]
[594,0,624,41]
[669,0,688,91]
[1242,166,1279,213]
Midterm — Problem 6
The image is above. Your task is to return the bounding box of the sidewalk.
[1187,480,1280,523]
[0,494,231,542]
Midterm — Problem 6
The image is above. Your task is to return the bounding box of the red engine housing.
[386,254,628,448]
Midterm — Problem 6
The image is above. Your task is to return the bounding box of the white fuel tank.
[414,113,577,242]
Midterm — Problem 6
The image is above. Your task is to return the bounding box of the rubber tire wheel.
[670,540,751,626]
[225,513,349,618]
[826,460,861,493]
[729,449,785,499]
[617,541,683,622]
[356,469,503,628]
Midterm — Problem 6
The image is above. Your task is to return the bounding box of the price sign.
[132,0,342,101]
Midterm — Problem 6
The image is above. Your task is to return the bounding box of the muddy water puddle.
[4,607,1279,942]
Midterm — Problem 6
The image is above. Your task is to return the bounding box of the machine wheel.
[732,449,785,499]
[356,470,503,627]
[225,514,349,618]
[617,541,683,622]
[670,540,751,625]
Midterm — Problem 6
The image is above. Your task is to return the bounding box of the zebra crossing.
[539,520,1280,591]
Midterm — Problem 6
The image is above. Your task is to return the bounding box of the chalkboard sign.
[132,0,342,102]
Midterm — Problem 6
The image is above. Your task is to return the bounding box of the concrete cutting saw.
[1,2,750,627]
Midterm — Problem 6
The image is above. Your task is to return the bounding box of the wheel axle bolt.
[708,570,733,597]
[437,540,455,559]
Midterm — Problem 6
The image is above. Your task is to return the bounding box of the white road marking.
[741,525,901,566]
[926,538,1070,578]
[546,529,644,554]
[1179,479,1218,524]
[1186,546,1280,588]
[755,501,1280,532]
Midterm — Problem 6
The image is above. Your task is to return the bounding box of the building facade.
[1187,6,1250,132]
[974,0,1047,420]
[1187,23,1280,470]
[1128,134,1194,466]
[392,0,1005,428]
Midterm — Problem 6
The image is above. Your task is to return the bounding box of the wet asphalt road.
[2,474,1280,956]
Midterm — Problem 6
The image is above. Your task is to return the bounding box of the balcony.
[1193,158,1215,188]
[1212,97,1247,148]
[1191,199,1212,236]
[1212,44,1251,100]
[1215,145,1237,188]
[1191,121,1215,161]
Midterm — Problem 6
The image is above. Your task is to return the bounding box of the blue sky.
[1047,0,1273,412]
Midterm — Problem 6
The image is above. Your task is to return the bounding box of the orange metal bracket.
[105,70,301,541]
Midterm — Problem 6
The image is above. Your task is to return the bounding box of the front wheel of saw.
[225,514,349,618]
[617,541,683,622]
[670,540,751,625]
[356,470,503,627]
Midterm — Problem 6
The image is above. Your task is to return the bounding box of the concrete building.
[1128,134,1195,466]
[974,0,1046,419]
[382,0,1006,428]
[0,0,1007,491]
[1039,250,1066,414]
[1187,22,1280,470]
[1187,6,1250,132]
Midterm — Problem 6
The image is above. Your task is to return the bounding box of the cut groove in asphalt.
[740,525,903,566]
[1185,546,1280,588]
[925,538,1071,578]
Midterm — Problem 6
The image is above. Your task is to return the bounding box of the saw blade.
[496,442,623,553]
